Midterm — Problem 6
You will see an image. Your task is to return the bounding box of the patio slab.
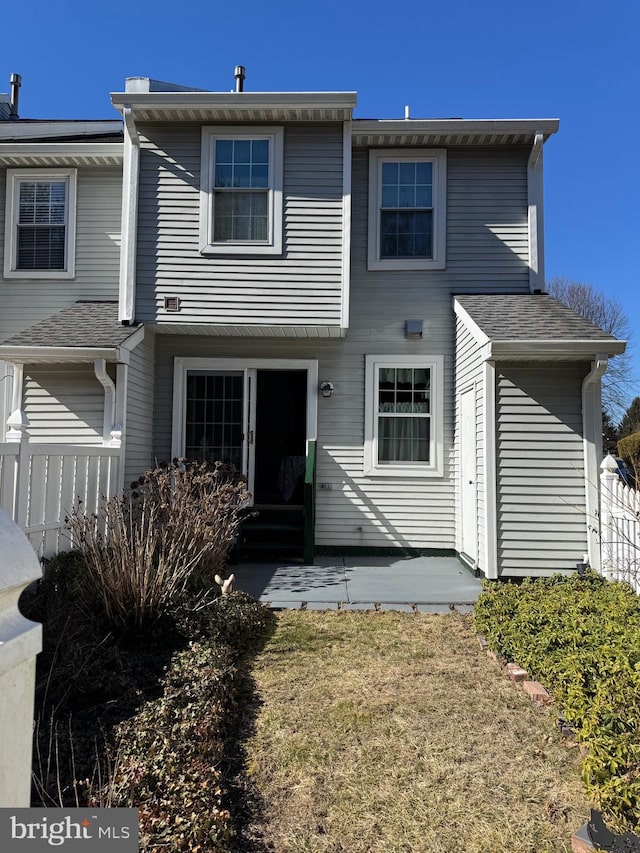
[233,555,482,611]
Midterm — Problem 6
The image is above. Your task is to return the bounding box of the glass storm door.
[184,370,256,499]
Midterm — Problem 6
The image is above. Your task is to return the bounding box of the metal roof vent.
[164,296,181,312]
[9,73,21,120]
[234,66,246,93]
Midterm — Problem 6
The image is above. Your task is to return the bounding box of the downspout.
[94,359,119,445]
[527,131,545,293]
[582,355,608,572]
[118,107,140,324]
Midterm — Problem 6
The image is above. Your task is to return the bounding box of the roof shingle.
[0,301,140,348]
[455,293,618,343]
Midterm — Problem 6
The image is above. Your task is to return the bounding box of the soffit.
[0,142,123,166]
[110,92,357,123]
[352,119,559,147]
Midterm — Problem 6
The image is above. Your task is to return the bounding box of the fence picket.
[0,439,123,558]
[600,455,640,592]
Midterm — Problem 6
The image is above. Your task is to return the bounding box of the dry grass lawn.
[243,610,589,853]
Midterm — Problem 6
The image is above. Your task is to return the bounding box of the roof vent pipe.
[234,66,246,93]
[9,73,21,120]
[404,105,410,119]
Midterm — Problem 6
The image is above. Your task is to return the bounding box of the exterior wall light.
[405,320,423,339]
[319,381,334,398]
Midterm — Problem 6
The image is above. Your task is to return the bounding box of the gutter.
[582,357,608,573]
[480,339,627,360]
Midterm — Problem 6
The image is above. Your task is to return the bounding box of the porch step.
[237,505,304,562]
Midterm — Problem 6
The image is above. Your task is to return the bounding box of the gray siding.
[349,145,530,311]
[124,330,156,485]
[22,364,105,444]
[496,363,589,576]
[454,320,485,567]
[0,166,122,341]
[135,124,345,326]
[150,333,456,552]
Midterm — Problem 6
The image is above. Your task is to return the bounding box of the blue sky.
[3,0,639,402]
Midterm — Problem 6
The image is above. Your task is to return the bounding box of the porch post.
[6,364,28,443]
[600,454,619,582]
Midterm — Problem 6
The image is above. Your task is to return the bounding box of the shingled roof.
[455,293,619,343]
[0,301,140,348]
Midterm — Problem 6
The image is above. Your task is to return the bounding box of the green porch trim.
[303,439,316,565]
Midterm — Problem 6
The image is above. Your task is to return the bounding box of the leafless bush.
[66,459,250,633]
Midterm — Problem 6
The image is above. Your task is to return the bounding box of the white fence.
[0,436,122,558]
[600,455,640,592]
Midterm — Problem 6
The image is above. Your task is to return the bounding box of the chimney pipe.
[234,65,245,93]
[9,73,22,120]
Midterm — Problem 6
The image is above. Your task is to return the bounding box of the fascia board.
[0,142,123,161]
[452,299,490,346]
[0,346,120,363]
[354,118,559,139]
[0,121,122,140]
[110,91,358,110]
[487,339,627,359]
[118,326,145,352]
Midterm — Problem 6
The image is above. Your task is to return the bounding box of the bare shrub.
[66,459,250,633]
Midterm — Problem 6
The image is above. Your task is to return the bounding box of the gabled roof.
[0,301,143,363]
[454,294,626,359]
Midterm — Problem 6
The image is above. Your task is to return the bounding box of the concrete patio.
[233,554,483,612]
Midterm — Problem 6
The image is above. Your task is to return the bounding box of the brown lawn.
[242,610,588,853]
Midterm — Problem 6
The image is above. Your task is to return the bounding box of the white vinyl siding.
[0,166,122,342]
[454,319,485,568]
[150,333,456,553]
[135,124,345,327]
[124,329,156,486]
[496,363,589,576]
[22,364,105,444]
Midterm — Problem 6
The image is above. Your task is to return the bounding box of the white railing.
[600,455,640,592]
[0,435,122,558]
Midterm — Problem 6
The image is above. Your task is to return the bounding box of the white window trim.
[367,149,446,271]
[199,126,284,256]
[3,168,77,279]
[364,354,444,477]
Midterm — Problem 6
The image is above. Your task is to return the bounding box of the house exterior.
[0,71,626,577]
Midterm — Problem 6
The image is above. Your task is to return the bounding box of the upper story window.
[367,149,446,271]
[4,168,77,279]
[200,126,284,256]
[364,355,444,477]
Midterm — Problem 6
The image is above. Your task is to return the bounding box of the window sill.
[199,241,282,257]
[3,269,75,280]
[367,257,446,272]
[364,465,444,478]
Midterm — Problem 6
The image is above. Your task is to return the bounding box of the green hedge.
[474,572,640,830]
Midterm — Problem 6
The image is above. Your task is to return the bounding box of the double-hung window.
[367,149,446,270]
[4,169,77,278]
[200,126,284,255]
[365,355,444,476]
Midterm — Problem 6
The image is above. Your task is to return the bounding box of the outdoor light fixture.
[319,381,334,398]
[405,320,423,339]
